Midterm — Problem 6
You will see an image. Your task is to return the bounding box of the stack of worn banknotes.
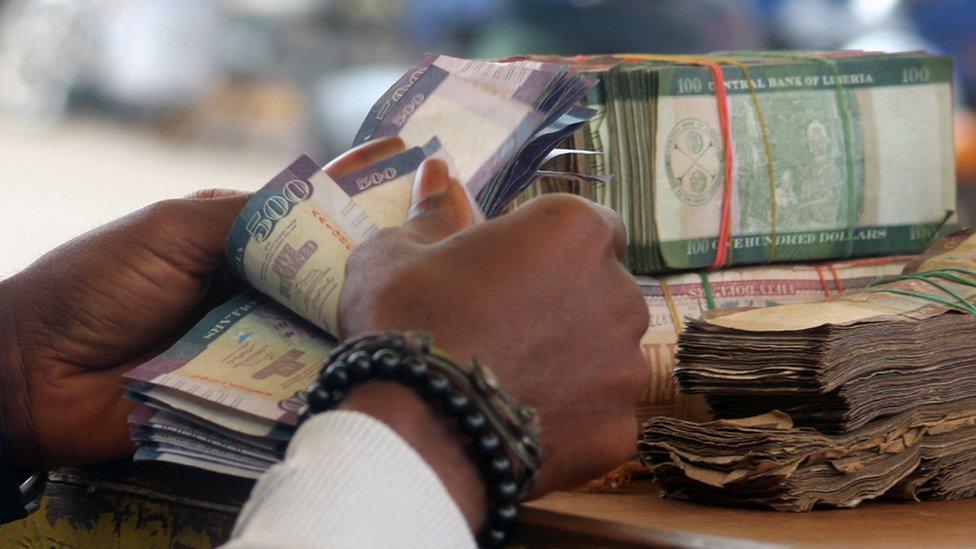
[640,229,976,509]
[635,256,910,423]
[125,49,969,489]
[514,50,957,426]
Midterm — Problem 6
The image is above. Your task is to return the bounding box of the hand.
[0,189,250,466]
[0,138,406,467]
[338,159,650,527]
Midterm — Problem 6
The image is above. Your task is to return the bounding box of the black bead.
[306,385,333,411]
[371,349,400,378]
[321,367,349,391]
[444,390,471,415]
[297,406,311,424]
[347,352,372,380]
[345,350,369,365]
[480,527,507,546]
[486,456,512,479]
[492,502,517,524]
[492,480,518,501]
[329,388,347,405]
[477,432,501,454]
[422,373,451,397]
[461,411,487,435]
[398,358,427,383]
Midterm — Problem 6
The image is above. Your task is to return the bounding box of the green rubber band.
[870,268,976,287]
[865,268,976,316]
[698,272,717,310]
[866,288,976,316]
[896,275,975,314]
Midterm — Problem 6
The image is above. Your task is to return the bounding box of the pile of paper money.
[641,406,976,511]
[640,229,976,509]
[124,54,598,477]
[517,51,956,272]
[636,256,909,423]
[126,293,328,477]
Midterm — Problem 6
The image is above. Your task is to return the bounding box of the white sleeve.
[224,410,475,549]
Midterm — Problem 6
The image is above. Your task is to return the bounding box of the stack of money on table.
[124,54,598,478]
[640,229,976,509]
[122,49,965,480]
[517,51,956,272]
[509,50,960,423]
[635,256,910,423]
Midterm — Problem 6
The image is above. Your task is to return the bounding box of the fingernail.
[411,159,451,205]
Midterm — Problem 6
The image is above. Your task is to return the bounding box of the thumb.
[404,159,478,243]
[144,190,252,277]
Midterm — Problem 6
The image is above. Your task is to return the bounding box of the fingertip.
[411,158,452,205]
[352,135,405,153]
[183,188,251,200]
[372,135,405,148]
[405,176,477,242]
[420,157,450,179]
[326,136,407,178]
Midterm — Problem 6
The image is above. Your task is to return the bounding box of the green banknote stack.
[123,54,597,478]
[519,51,957,273]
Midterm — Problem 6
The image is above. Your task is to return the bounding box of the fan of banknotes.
[124,54,599,478]
[641,229,976,509]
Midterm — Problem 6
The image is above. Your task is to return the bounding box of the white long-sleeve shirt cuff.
[224,410,475,548]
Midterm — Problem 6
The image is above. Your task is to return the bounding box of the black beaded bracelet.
[297,332,543,547]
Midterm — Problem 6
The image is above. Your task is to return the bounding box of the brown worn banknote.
[641,229,976,510]
[637,255,909,423]
[674,229,976,432]
[640,403,976,511]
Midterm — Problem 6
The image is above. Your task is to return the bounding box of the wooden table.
[4,463,976,547]
[521,480,976,548]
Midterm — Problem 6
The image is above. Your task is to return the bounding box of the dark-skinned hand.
[338,158,650,529]
[0,137,406,467]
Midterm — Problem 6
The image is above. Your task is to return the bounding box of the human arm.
[229,158,650,545]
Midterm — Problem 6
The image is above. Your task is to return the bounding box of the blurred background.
[0,0,974,276]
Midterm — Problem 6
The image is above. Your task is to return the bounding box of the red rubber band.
[813,265,832,297]
[827,263,845,293]
[705,63,735,270]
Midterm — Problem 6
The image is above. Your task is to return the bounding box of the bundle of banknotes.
[640,229,976,509]
[124,54,599,477]
[517,51,957,272]
[641,406,976,511]
[636,255,909,423]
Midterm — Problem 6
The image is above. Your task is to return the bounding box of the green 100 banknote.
[520,51,957,273]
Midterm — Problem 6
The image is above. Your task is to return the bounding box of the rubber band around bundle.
[813,265,832,297]
[719,51,859,258]
[614,53,779,268]
[866,268,976,316]
[658,279,684,336]
[826,263,845,293]
[697,272,718,310]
